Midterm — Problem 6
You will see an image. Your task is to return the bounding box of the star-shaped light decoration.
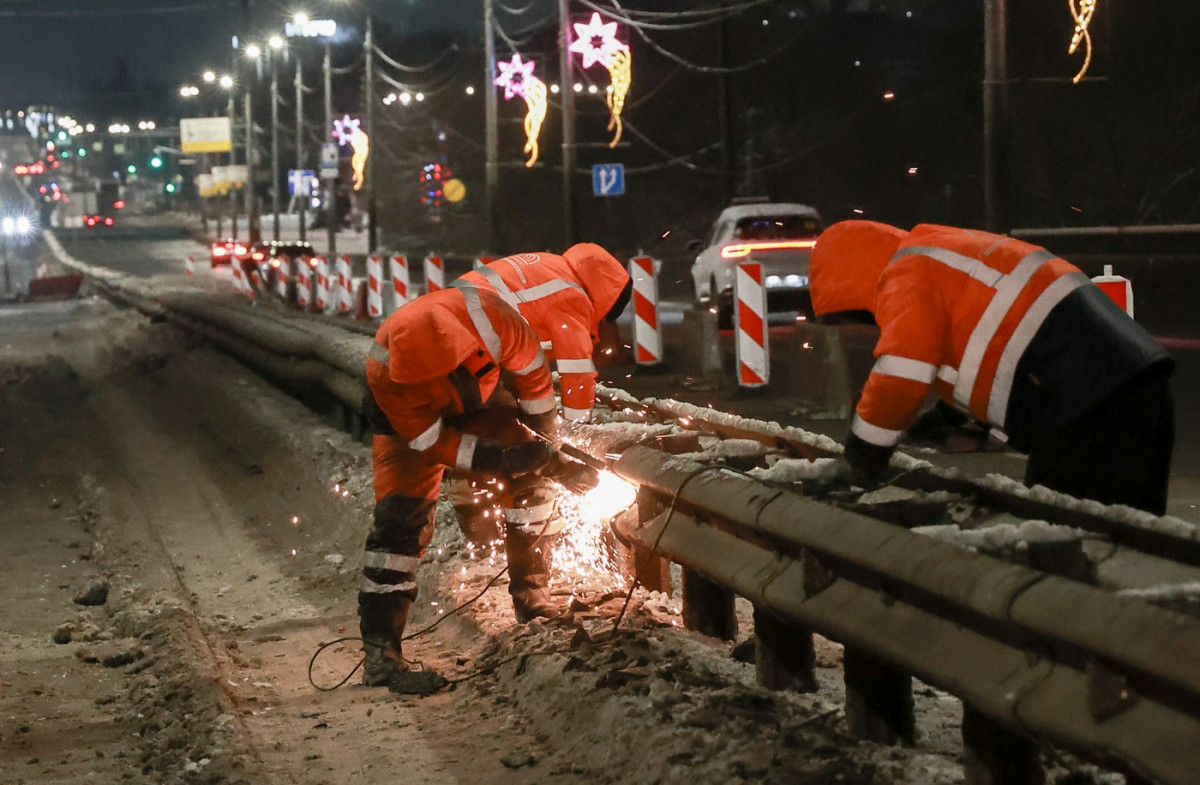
[569,12,623,70]
[495,53,537,100]
[569,12,631,147]
[495,54,548,168]
[331,114,370,191]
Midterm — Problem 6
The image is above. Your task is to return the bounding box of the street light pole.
[484,0,499,254]
[558,0,576,248]
[983,0,1008,233]
[296,58,307,242]
[271,45,281,241]
[324,42,336,259]
[229,88,238,240]
[364,15,377,253]
[245,87,257,242]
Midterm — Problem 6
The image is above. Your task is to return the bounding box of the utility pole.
[717,1,734,204]
[364,15,377,253]
[324,42,336,258]
[983,0,1008,233]
[271,48,281,241]
[484,0,499,253]
[245,88,258,242]
[229,89,238,240]
[296,59,306,242]
[558,0,576,248]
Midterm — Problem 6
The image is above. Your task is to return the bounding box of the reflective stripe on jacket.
[366,286,555,469]
[454,248,628,421]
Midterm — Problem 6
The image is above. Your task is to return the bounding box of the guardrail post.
[679,306,723,386]
[961,705,1043,785]
[843,647,915,745]
[753,605,816,692]
[681,567,737,640]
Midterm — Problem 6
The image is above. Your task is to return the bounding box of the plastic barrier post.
[1092,264,1135,318]
[424,254,444,294]
[630,256,662,367]
[296,261,312,308]
[366,255,384,319]
[336,255,354,315]
[389,254,410,314]
[474,255,493,271]
[315,256,330,311]
[185,256,195,276]
[275,258,290,303]
[735,261,768,388]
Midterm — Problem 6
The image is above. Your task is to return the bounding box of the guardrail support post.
[681,567,737,640]
[961,705,1043,785]
[843,647,915,745]
[628,542,673,594]
[753,605,816,692]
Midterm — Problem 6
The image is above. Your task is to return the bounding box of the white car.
[689,202,824,326]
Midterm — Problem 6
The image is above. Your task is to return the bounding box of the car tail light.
[308,258,319,268]
[113,200,125,210]
[252,251,265,261]
[213,247,226,256]
[104,217,114,226]
[234,245,247,255]
[720,239,817,259]
[269,258,282,269]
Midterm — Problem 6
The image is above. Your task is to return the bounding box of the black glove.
[471,440,555,477]
[542,455,601,494]
[803,458,879,499]
[520,410,560,441]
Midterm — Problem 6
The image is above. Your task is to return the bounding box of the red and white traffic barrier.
[1092,264,1134,318]
[366,254,384,318]
[735,262,768,388]
[185,256,195,276]
[474,255,493,271]
[246,268,261,301]
[315,256,331,311]
[424,254,444,294]
[629,256,662,366]
[336,255,354,315]
[389,254,410,313]
[296,260,312,308]
[274,258,290,302]
[231,261,247,295]
[35,260,48,279]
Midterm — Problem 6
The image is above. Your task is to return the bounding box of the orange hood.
[562,243,631,326]
[381,289,479,384]
[809,220,908,317]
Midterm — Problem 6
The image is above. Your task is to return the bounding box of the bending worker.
[809,220,1174,515]
[446,243,632,545]
[360,285,580,690]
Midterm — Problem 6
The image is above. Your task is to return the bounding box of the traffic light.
[76,148,87,158]
[150,155,163,169]
[419,162,450,208]
[164,183,177,194]
[126,164,138,175]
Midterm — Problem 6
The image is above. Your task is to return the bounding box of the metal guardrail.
[611,445,1200,785]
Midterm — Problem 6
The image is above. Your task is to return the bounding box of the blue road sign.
[288,169,317,196]
[592,163,625,197]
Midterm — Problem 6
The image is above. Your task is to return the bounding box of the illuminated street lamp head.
[203,70,216,83]
[269,35,284,50]
[294,12,309,26]
[246,43,261,59]
[219,75,234,89]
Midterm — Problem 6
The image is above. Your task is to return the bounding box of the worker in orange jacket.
[360,285,567,691]
[808,220,1174,515]
[446,243,632,545]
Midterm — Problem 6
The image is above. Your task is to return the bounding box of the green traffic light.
[77,148,87,158]
[127,164,138,174]
[61,150,71,159]
[150,156,163,169]
[165,183,177,194]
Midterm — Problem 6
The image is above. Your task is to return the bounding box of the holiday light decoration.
[1067,0,1097,84]
[332,114,370,191]
[494,54,548,168]
[569,12,632,148]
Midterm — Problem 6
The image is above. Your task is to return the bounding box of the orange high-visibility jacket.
[810,221,1170,475]
[366,286,556,470]
[453,243,630,421]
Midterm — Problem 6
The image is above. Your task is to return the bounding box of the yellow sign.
[443,178,466,203]
[181,117,233,154]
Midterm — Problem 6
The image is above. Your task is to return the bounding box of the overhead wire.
[372,42,460,75]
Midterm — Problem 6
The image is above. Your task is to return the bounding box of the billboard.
[181,117,232,154]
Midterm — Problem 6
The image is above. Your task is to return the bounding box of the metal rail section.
[611,445,1200,784]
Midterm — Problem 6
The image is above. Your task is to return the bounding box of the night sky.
[0,0,487,111]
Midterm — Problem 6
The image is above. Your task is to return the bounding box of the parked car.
[689,201,824,327]
[209,238,249,267]
[246,240,316,268]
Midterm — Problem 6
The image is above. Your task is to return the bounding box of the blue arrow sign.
[592,163,625,197]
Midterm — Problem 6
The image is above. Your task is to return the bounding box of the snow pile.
[913,520,1084,554]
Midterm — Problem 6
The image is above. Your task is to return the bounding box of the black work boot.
[505,529,565,623]
[358,593,447,694]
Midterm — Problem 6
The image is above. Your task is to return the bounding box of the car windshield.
[734,215,822,241]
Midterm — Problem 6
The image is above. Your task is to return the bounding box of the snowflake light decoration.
[495,54,548,168]
[332,114,370,191]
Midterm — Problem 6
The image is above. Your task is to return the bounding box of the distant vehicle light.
[234,244,247,255]
[213,247,227,256]
[308,258,319,268]
[720,239,817,259]
[269,258,282,269]
[113,200,125,209]
[252,251,265,261]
